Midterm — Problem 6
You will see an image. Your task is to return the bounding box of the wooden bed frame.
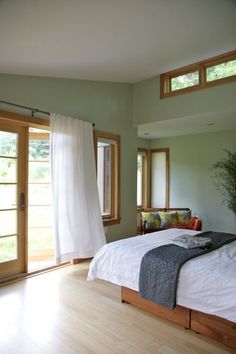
[121,286,236,350]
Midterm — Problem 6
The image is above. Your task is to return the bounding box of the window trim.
[94,130,120,226]
[160,50,236,99]
[0,110,49,129]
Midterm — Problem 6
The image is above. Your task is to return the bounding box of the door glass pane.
[0,184,17,209]
[28,206,53,228]
[28,184,51,205]
[0,158,17,183]
[28,161,50,183]
[28,228,54,252]
[29,139,49,161]
[0,210,17,236]
[0,131,17,157]
[0,236,17,263]
[28,129,54,271]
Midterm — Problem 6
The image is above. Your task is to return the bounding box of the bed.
[88,229,236,349]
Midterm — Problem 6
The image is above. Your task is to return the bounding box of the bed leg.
[121,287,130,304]
[121,299,129,304]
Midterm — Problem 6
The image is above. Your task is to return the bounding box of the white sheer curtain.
[50,113,106,263]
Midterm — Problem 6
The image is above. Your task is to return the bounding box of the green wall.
[133,75,236,125]
[1,72,236,238]
[0,73,137,242]
[137,138,150,149]
[150,130,236,233]
[134,74,236,233]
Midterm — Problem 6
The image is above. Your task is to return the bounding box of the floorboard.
[0,261,234,354]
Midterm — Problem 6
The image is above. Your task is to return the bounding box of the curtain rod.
[0,99,50,116]
[0,99,95,126]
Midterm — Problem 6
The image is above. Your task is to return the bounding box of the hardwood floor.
[0,261,234,354]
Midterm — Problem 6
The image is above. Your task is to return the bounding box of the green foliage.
[29,163,50,183]
[0,159,16,182]
[0,131,16,157]
[29,140,49,160]
[171,59,236,91]
[207,60,236,82]
[171,71,199,91]
[0,237,16,262]
[212,150,236,215]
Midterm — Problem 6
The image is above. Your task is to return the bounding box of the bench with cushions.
[140,208,202,234]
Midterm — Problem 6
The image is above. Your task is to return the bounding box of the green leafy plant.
[212,150,236,215]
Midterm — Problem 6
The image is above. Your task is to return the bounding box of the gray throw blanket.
[139,231,236,309]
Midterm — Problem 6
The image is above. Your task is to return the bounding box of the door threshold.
[0,262,70,287]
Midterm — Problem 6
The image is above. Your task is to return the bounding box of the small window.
[171,71,199,91]
[94,130,120,226]
[161,50,236,98]
[206,59,236,82]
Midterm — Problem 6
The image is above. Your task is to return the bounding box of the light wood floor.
[0,261,234,354]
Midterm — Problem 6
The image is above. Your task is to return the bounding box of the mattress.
[88,228,236,322]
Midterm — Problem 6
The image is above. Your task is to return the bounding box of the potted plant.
[212,150,236,215]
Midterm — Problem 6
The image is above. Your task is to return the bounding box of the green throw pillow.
[141,212,161,229]
[159,211,178,228]
[177,210,192,225]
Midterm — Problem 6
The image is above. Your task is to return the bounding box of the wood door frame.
[0,122,27,277]
[0,110,49,278]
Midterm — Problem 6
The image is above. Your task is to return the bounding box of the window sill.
[103,217,120,226]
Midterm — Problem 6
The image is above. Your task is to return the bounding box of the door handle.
[20,192,25,210]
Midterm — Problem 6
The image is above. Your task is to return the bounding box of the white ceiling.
[0,0,235,83]
[138,109,236,139]
[0,0,236,139]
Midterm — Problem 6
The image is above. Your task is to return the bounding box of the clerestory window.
[161,51,236,98]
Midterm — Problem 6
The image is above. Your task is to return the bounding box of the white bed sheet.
[88,229,236,322]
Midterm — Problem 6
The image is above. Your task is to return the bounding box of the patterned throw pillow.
[141,212,161,229]
[177,210,192,225]
[159,211,178,228]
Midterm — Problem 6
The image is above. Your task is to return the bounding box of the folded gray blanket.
[139,231,236,309]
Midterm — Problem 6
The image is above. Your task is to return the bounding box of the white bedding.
[88,229,236,322]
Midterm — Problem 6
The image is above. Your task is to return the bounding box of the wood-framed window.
[137,148,150,208]
[94,130,120,226]
[160,50,236,99]
[136,147,169,209]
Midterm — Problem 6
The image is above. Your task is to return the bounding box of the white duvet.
[88,229,236,322]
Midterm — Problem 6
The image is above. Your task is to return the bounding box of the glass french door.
[28,128,54,271]
[0,123,27,278]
